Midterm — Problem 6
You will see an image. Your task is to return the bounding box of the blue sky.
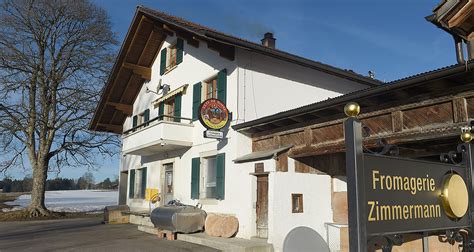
[4,0,455,181]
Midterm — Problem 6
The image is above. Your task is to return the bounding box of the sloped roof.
[234,62,474,136]
[138,6,381,86]
[90,6,381,133]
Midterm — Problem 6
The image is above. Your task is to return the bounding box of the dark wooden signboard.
[344,117,474,251]
[364,154,470,236]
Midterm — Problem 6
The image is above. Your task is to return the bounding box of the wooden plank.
[280,130,305,147]
[107,102,133,116]
[360,114,392,136]
[312,124,344,144]
[402,102,453,130]
[391,111,403,133]
[122,62,151,81]
[453,97,468,122]
[276,152,288,172]
[97,123,123,133]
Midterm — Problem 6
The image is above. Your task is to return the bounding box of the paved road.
[0,217,219,252]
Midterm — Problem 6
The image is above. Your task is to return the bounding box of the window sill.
[198,198,220,205]
[163,65,178,75]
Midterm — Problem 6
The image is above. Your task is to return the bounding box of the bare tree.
[0,0,119,216]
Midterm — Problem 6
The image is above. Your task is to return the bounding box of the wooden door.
[256,175,268,238]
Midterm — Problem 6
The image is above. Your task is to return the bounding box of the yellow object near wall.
[145,188,159,202]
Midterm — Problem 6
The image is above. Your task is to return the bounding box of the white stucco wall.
[235,48,370,121]
[269,171,333,252]
[119,33,370,241]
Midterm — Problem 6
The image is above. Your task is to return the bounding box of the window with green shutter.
[129,170,135,198]
[176,38,184,65]
[216,153,225,200]
[191,157,200,199]
[143,109,150,126]
[132,115,138,132]
[160,48,167,75]
[140,167,147,199]
[158,102,164,120]
[174,94,182,122]
[192,82,202,121]
[217,69,227,105]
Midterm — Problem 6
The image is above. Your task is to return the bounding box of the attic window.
[167,44,177,70]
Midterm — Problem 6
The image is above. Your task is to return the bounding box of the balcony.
[122,115,193,156]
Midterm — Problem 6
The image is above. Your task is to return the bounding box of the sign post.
[343,102,473,251]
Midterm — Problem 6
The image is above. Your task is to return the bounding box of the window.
[292,194,303,213]
[202,156,217,199]
[191,153,225,200]
[131,109,149,131]
[129,167,147,199]
[205,77,217,99]
[167,44,177,70]
[160,39,183,76]
[164,98,175,121]
[158,94,182,122]
[192,69,227,121]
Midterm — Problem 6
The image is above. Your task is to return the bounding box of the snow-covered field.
[3,190,118,213]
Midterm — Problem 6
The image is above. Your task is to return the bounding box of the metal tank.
[150,205,206,233]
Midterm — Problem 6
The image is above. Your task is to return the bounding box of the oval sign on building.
[198,98,229,130]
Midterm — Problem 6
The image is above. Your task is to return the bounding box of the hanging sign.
[198,98,229,130]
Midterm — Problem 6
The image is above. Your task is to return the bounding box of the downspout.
[454,35,466,64]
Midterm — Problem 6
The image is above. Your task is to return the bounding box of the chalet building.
[89,5,378,252]
[91,1,474,251]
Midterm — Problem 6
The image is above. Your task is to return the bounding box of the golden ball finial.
[461,132,472,143]
[344,102,360,117]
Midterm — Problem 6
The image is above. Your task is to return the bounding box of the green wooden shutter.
[143,109,150,126]
[158,102,164,120]
[132,115,138,131]
[191,157,200,199]
[176,38,184,65]
[129,169,135,198]
[174,94,182,122]
[160,48,167,75]
[140,168,147,199]
[217,69,227,105]
[216,153,225,200]
[192,82,202,121]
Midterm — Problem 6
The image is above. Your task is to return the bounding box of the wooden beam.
[448,1,474,28]
[175,30,200,48]
[122,62,151,81]
[97,123,123,133]
[453,97,468,122]
[107,102,133,116]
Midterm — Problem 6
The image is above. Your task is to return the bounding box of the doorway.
[118,171,128,205]
[162,163,174,205]
[256,174,268,238]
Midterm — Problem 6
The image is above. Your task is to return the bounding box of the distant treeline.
[0,172,118,192]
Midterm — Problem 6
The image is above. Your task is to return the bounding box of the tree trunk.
[29,163,50,217]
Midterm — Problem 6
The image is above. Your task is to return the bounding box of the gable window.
[191,153,225,200]
[167,44,177,70]
[129,167,147,199]
[160,38,184,75]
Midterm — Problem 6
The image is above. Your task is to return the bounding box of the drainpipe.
[454,35,466,64]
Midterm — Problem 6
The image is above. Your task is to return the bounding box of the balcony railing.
[122,115,194,156]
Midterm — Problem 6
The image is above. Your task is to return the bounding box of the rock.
[205,213,239,238]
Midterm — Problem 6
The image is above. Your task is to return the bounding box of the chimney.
[261,32,276,49]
